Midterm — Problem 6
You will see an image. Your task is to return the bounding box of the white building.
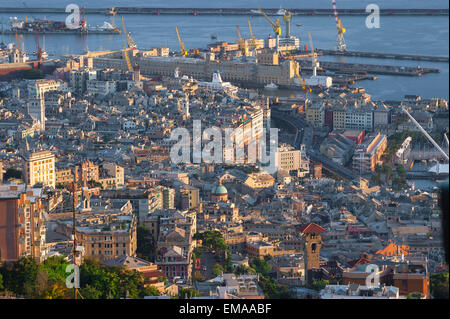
[320,284,402,299]
[27,97,46,132]
[86,80,117,95]
[22,150,56,188]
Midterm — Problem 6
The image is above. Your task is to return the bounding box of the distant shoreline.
[0,7,448,16]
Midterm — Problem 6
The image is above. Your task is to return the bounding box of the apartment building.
[74,160,99,186]
[55,212,137,261]
[87,50,297,87]
[22,150,56,188]
[55,167,75,186]
[352,133,387,173]
[277,144,302,172]
[27,97,45,132]
[27,79,62,98]
[0,184,47,262]
[306,104,325,128]
[99,162,125,189]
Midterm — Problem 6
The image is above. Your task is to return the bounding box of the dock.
[317,49,449,63]
[297,60,440,77]
[0,7,448,16]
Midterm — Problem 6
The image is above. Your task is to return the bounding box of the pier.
[297,60,440,77]
[316,49,449,63]
[0,7,448,16]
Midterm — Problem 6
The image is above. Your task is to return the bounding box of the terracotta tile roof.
[297,223,327,234]
[376,241,409,256]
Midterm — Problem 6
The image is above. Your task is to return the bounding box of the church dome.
[213,184,228,195]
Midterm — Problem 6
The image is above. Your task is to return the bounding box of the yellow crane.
[247,18,258,51]
[287,53,311,95]
[257,8,281,37]
[175,26,187,56]
[122,16,136,49]
[236,25,248,56]
[122,45,133,73]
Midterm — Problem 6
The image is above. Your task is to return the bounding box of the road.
[271,110,358,181]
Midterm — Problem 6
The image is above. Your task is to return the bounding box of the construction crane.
[308,32,320,77]
[287,53,311,97]
[331,0,346,52]
[282,10,292,38]
[236,25,248,56]
[175,26,187,56]
[401,105,449,162]
[258,8,281,51]
[247,19,257,51]
[121,16,136,49]
[34,31,42,61]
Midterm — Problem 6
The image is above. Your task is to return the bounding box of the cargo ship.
[5,16,121,35]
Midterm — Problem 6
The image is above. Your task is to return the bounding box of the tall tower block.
[298,223,327,284]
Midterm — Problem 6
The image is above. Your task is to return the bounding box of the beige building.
[244,173,275,189]
[23,150,56,188]
[306,104,325,128]
[0,184,47,262]
[55,213,137,261]
[277,144,302,172]
[55,167,74,186]
[352,133,387,173]
[66,50,298,88]
[100,162,125,189]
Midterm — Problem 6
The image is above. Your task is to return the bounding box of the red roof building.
[297,223,327,234]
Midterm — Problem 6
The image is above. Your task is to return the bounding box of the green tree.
[42,282,70,299]
[140,285,160,297]
[234,265,256,276]
[2,256,41,297]
[179,288,200,299]
[193,271,206,282]
[212,264,224,276]
[79,284,102,299]
[250,258,272,276]
[430,273,449,299]
[310,280,329,291]
[407,292,424,299]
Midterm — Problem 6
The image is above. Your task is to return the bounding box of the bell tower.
[298,223,327,285]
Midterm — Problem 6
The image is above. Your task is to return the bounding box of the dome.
[213,185,228,195]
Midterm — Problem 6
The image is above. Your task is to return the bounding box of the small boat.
[211,34,217,40]
[264,82,278,90]
[296,23,304,27]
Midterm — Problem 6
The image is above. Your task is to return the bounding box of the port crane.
[236,25,248,56]
[308,32,321,76]
[332,0,346,51]
[175,26,187,56]
[120,16,137,81]
[34,31,42,61]
[287,53,311,98]
[247,19,257,51]
[401,105,449,162]
[257,8,281,51]
[121,16,136,49]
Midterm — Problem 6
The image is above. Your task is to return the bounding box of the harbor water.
[0,0,448,100]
